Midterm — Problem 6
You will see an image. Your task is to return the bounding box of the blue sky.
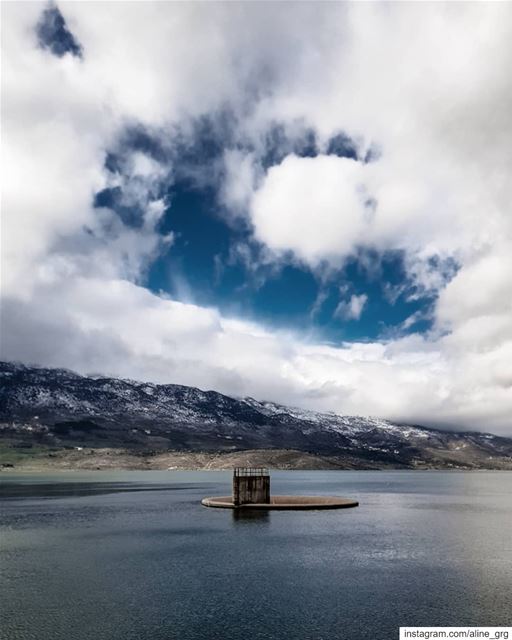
[94,117,439,344]
[2,2,512,434]
[146,183,435,343]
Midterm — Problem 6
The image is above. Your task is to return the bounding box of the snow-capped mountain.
[1,361,511,469]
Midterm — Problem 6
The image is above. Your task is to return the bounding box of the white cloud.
[334,294,368,322]
[219,149,260,221]
[1,2,512,436]
[244,3,512,285]
[251,155,370,266]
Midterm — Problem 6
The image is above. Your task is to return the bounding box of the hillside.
[1,362,511,469]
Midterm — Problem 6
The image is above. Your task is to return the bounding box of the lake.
[1,471,511,640]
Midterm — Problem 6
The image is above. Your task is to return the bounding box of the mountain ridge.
[1,361,511,469]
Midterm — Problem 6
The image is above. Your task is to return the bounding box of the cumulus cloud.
[251,155,371,266]
[1,2,512,435]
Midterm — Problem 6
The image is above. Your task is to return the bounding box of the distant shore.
[0,447,383,471]
[2,446,511,472]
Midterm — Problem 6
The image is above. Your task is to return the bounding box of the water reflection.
[231,508,270,524]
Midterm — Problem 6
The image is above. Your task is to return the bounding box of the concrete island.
[201,467,359,510]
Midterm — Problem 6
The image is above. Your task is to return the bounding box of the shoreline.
[1,446,511,472]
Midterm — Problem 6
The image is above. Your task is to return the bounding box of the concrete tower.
[232,468,270,506]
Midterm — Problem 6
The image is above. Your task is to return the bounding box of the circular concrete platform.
[201,495,359,510]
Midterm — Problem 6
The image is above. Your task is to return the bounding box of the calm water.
[1,471,511,640]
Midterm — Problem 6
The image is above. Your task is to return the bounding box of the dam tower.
[232,467,270,506]
[202,467,358,510]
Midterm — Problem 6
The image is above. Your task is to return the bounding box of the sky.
[1,2,512,435]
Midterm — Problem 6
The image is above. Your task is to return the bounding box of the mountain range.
[1,361,511,469]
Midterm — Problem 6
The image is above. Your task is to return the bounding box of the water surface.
[1,471,511,640]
